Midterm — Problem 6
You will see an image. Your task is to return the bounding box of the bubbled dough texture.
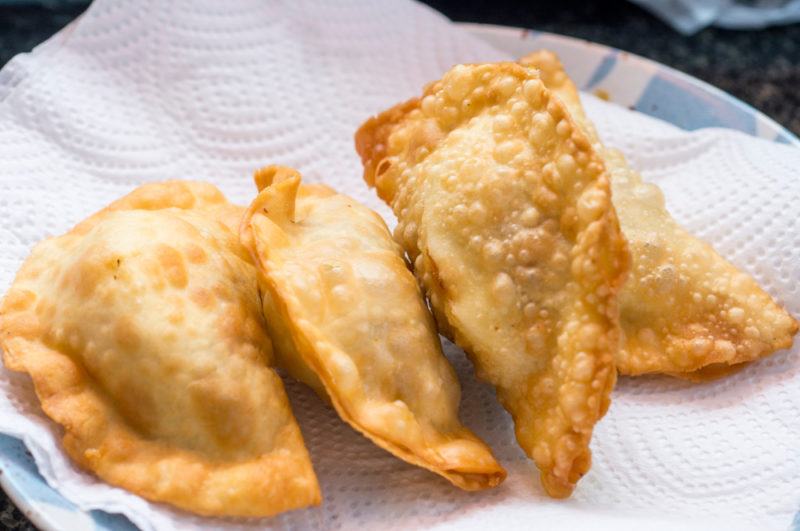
[518,51,797,378]
[367,64,627,498]
[0,0,797,529]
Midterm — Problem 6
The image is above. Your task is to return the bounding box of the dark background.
[1,0,798,137]
[0,1,797,528]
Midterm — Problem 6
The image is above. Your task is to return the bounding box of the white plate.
[462,23,798,145]
[1,22,797,531]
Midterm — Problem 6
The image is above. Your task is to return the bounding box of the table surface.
[0,1,798,529]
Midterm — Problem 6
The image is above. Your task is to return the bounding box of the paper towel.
[0,1,798,529]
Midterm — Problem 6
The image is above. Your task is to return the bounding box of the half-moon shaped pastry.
[521,50,798,380]
[240,166,505,491]
[0,181,320,517]
[355,64,629,497]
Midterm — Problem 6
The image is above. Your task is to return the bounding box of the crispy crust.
[241,166,506,491]
[356,63,629,497]
[669,362,749,383]
[522,50,799,379]
[356,98,421,191]
[0,181,321,517]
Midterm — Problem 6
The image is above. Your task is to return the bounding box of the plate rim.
[458,22,800,146]
[1,20,799,531]
[0,434,90,531]
[0,452,59,531]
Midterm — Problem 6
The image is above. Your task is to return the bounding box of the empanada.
[0,181,320,517]
[355,64,629,497]
[239,166,505,491]
[521,50,799,379]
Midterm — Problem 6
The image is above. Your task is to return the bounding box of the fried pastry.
[521,50,799,379]
[240,166,506,491]
[355,64,629,497]
[0,181,320,517]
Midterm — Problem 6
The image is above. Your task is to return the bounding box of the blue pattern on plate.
[515,28,798,144]
[1,24,798,531]
[635,74,757,134]
[90,509,139,531]
[0,434,75,510]
[584,53,617,89]
[0,434,137,530]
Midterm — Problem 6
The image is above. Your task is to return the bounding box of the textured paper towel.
[0,1,798,530]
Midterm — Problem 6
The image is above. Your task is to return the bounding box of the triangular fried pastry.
[521,50,798,379]
[239,166,506,491]
[0,181,320,517]
[355,64,629,497]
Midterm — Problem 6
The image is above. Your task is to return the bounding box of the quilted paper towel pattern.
[0,1,798,530]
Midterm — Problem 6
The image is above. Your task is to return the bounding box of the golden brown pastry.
[0,181,320,517]
[355,64,629,497]
[240,166,505,491]
[521,50,798,380]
